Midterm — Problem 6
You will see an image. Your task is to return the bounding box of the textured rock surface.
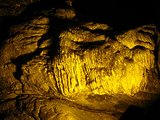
[0,0,40,16]
[0,0,160,120]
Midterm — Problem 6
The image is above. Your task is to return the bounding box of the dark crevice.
[132,45,146,51]
[16,99,26,113]
[153,32,160,79]
[75,40,106,50]
[138,30,155,37]
[38,108,43,120]
[11,48,43,80]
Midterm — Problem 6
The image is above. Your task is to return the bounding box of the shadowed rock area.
[0,0,160,120]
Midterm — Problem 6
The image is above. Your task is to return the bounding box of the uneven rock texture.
[0,0,40,16]
[0,0,160,120]
[58,25,156,96]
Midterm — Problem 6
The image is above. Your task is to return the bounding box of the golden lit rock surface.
[0,16,49,98]
[55,8,76,19]
[0,1,160,120]
[57,25,156,97]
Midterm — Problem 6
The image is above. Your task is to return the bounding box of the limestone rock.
[0,2,159,120]
[0,16,49,99]
[55,8,76,19]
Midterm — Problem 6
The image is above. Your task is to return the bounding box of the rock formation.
[0,0,159,120]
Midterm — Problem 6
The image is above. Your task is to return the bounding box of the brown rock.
[0,1,159,120]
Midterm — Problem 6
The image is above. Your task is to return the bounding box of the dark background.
[0,0,159,44]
